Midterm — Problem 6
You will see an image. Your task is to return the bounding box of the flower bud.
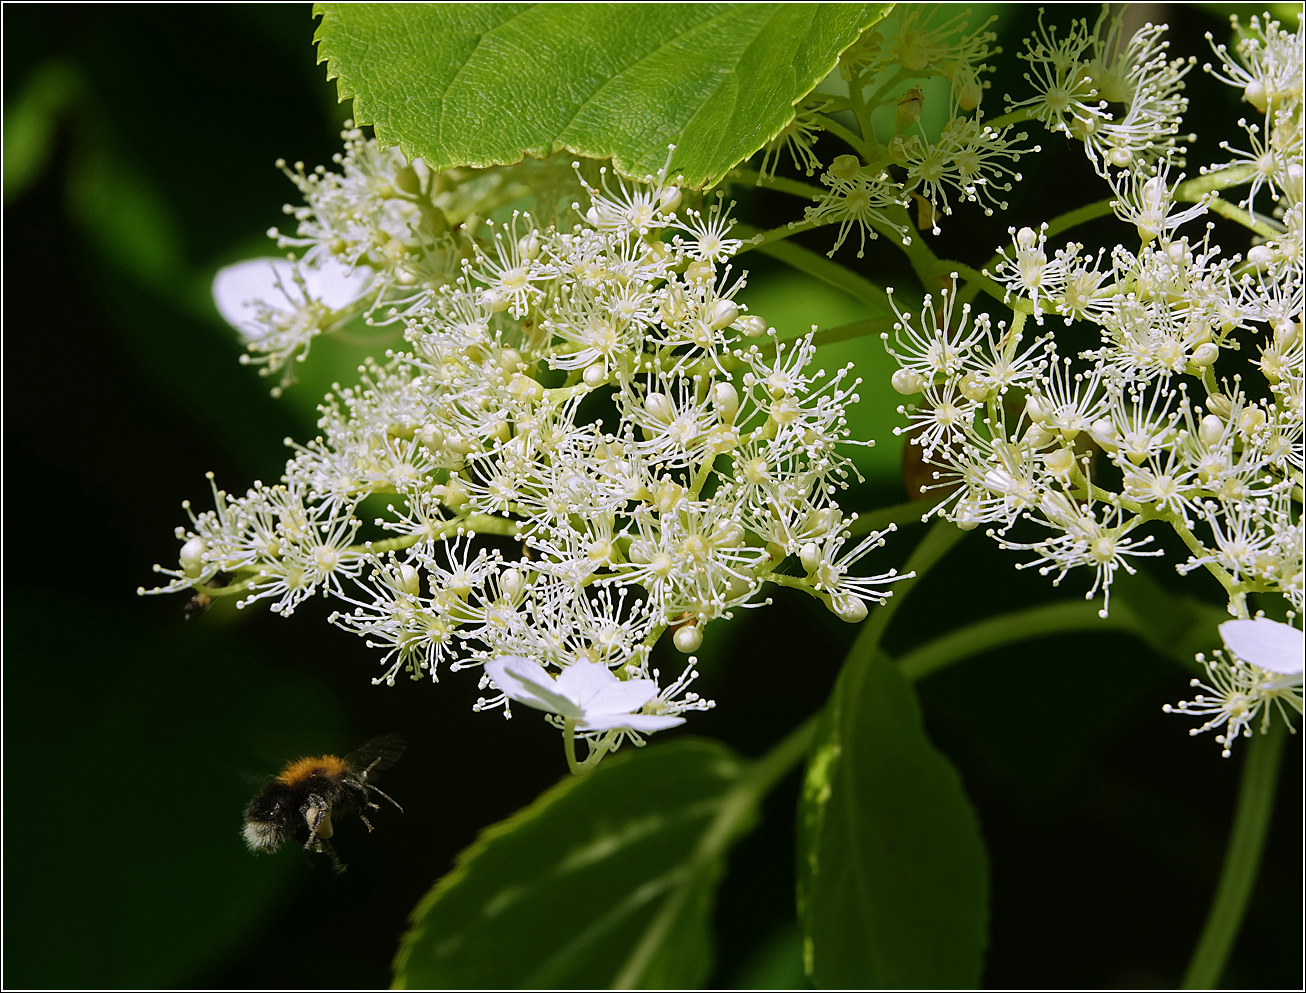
[1042,447,1075,474]
[499,567,524,599]
[399,564,421,597]
[685,259,715,283]
[1205,394,1233,418]
[673,623,702,653]
[1239,405,1267,434]
[829,154,861,181]
[736,314,767,337]
[645,392,673,422]
[891,368,925,395]
[711,382,740,421]
[1199,414,1224,447]
[832,595,868,623]
[895,87,924,132]
[180,537,205,578]
[800,542,821,573]
[583,363,607,388]
[708,300,739,330]
[418,424,446,452]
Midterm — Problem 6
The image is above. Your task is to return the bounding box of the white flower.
[212,257,371,332]
[1164,617,1303,756]
[1218,617,1305,676]
[484,656,685,733]
[211,257,372,391]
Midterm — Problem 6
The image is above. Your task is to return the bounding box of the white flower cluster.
[145,146,898,763]
[1008,9,1196,176]
[215,123,580,393]
[881,12,1303,749]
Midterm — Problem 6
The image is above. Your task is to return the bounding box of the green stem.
[847,496,938,537]
[808,317,895,349]
[746,218,821,250]
[896,599,1158,682]
[740,233,892,312]
[1181,721,1287,990]
[822,115,874,160]
[358,513,520,556]
[728,168,825,201]
[850,519,968,659]
[1202,195,1283,240]
[1043,197,1116,241]
[563,719,583,776]
[938,261,1012,306]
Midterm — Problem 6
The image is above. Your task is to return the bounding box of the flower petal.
[576,712,686,732]
[1219,618,1305,675]
[484,656,584,718]
[553,660,622,709]
[587,677,660,716]
[211,258,370,335]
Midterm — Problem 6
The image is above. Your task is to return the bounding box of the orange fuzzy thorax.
[277,754,348,784]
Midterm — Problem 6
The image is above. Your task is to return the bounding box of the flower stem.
[740,232,892,311]
[846,495,938,536]
[851,519,969,656]
[1181,720,1287,990]
[896,599,1144,682]
[563,719,583,777]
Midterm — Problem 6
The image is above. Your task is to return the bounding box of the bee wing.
[344,733,407,779]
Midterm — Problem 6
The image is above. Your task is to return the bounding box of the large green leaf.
[313,3,891,189]
[798,648,989,988]
[394,738,757,989]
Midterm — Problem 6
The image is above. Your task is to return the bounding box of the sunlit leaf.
[313,3,891,188]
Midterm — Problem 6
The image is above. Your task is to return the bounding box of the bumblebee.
[242,733,406,873]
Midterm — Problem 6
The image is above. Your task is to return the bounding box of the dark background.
[3,4,1300,989]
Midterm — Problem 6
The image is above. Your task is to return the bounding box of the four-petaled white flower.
[484,655,685,732]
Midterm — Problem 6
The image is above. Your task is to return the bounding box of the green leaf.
[394,739,755,989]
[313,3,892,189]
[3,60,82,202]
[798,648,989,988]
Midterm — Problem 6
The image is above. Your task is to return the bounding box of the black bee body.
[242,733,405,873]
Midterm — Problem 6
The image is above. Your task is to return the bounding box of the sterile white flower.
[484,655,685,732]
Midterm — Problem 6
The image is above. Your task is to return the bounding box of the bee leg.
[367,784,404,813]
[358,810,376,833]
[320,837,347,874]
[302,797,334,850]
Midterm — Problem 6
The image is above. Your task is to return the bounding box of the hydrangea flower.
[483,655,686,733]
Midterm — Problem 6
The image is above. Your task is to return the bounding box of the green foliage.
[798,647,989,988]
[313,2,891,188]
[394,739,757,989]
[3,60,82,202]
